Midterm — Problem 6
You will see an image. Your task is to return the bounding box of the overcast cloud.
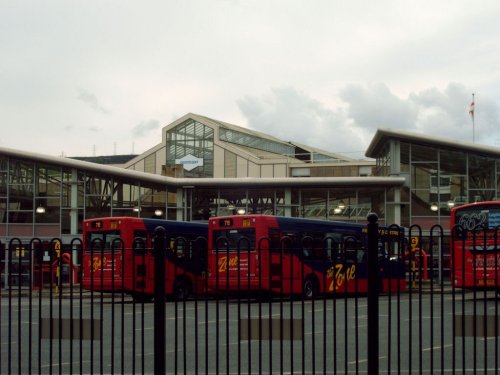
[77,88,110,115]
[0,1,499,157]
[133,120,160,137]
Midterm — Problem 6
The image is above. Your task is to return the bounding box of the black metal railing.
[1,217,499,374]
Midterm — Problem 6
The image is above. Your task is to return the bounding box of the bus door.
[188,235,208,295]
[130,230,148,293]
[269,229,293,291]
[270,232,326,294]
[168,236,197,277]
[301,234,331,294]
[177,235,208,274]
[327,234,363,293]
[322,233,343,293]
[274,232,332,296]
[378,230,407,292]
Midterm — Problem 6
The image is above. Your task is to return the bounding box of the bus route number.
[92,221,103,229]
[219,218,233,227]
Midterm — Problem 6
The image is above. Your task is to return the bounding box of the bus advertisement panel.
[207,214,406,298]
[450,201,500,289]
[82,217,208,300]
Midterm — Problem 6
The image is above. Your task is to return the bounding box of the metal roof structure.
[0,145,404,189]
[366,128,500,159]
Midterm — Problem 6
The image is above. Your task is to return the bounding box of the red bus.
[450,201,500,289]
[82,217,208,300]
[207,214,406,298]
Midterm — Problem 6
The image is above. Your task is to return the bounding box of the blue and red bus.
[207,214,406,298]
[82,217,208,300]
[450,201,500,290]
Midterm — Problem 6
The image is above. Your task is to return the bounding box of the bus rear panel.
[450,202,500,289]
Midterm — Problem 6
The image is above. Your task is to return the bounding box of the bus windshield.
[455,206,500,230]
[213,228,256,252]
[85,230,121,252]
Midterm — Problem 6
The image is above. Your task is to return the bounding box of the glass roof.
[219,127,294,156]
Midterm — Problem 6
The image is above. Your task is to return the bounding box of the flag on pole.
[470,93,475,143]
[469,99,475,119]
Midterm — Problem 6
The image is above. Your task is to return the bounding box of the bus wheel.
[173,279,191,301]
[303,277,318,299]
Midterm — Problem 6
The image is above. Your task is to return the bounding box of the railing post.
[367,213,379,375]
[154,226,166,374]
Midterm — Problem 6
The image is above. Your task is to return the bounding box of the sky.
[1,1,499,160]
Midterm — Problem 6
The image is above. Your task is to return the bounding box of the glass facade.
[0,155,176,238]
[311,152,342,163]
[0,151,393,243]
[376,139,500,229]
[219,128,342,164]
[369,136,500,278]
[219,127,294,156]
[166,119,214,178]
[189,186,380,223]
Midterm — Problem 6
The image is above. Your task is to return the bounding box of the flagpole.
[470,93,475,143]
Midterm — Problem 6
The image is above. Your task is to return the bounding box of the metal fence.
[1,216,499,374]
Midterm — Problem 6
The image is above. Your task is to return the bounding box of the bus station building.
[2,112,500,244]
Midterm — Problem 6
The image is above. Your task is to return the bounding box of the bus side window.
[344,236,360,263]
[357,247,366,263]
[378,241,387,259]
[133,230,147,254]
[325,233,342,261]
[191,237,206,263]
[329,243,341,261]
[173,237,189,260]
[279,232,297,254]
[301,235,314,259]
[312,237,326,260]
[184,241,193,261]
